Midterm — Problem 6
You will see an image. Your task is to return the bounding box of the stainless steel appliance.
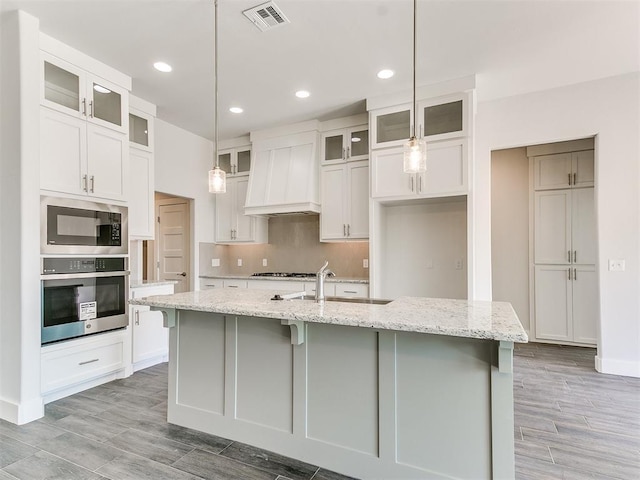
[41,196,128,255]
[41,257,129,344]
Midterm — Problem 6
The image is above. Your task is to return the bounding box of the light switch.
[211,258,220,267]
[455,259,463,270]
[363,259,369,268]
[237,258,243,267]
[608,259,625,271]
[263,258,268,267]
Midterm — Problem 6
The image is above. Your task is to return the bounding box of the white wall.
[474,72,640,377]
[0,10,44,423]
[154,119,215,282]
[491,148,530,333]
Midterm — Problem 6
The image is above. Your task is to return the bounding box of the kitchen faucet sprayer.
[315,261,335,302]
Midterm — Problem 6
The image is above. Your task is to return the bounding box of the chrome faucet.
[315,261,335,302]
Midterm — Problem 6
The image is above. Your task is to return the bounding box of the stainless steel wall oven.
[41,257,129,345]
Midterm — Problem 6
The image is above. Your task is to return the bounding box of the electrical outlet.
[237,258,243,267]
[455,259,463,270]
[262,258,268,267]
[609,259,625,271]
[211,258,220,267]
[363,259,369,268]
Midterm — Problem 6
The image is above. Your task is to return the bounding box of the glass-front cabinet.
[370,104,412,149]
[321,126,369,163]
[42,52,128,134]
[129,110,153,151]
[218,146,251,176]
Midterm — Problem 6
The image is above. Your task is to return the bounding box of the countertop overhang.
[130,289,528,343]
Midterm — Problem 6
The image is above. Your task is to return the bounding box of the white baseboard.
[133,354,169,373]
[595,355,640,378]
[0,395,44,425]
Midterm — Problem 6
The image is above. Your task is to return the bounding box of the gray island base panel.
[131,290,527,480]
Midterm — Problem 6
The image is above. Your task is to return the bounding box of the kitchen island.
[131,289,527,480]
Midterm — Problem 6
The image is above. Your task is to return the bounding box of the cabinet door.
[40,107,87,195]
[534,190,571,264]
[572,266,597,345]
[235,147,252,175]
[371,104,412,149]
[320,165,347,240]
[322,130,346,164]
[234,178,253,241]
[132,305,169,365]
[571,187,596,264]
[347,161,369,239]
[200,278,224,290]
[223,279,248,289]
[86,124,127,201]
[334,283,369,299]
[129,111,152,151]
[88,75,128,134]
[418,97,464,142]
[371,148,414,199]
[421,140,466,196]
[533,153,572,190]
[129,148,154,239]
[572,150,594,187]
[218,150,233,175]
[215,180,234,242]
[534,265,572,342]
[347,127,369,161]
[41,53,85,119]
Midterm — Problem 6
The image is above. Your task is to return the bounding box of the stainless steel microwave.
[41,196,128,255]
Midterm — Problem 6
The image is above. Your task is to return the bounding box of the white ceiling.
[2,0,639,141]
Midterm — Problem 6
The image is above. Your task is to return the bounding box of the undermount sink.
[297,295,391,305]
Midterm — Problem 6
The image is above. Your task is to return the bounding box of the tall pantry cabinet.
[531,146,597,345]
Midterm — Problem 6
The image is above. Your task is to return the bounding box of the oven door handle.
[41,271,130,280]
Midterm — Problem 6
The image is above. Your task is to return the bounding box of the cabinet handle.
[573,173,577,185]
[419,124,423,139]
[82,174,88,192]
[347,224,350,237]
[574,250,577,263]
[227,285,238,288]
[567,250,571,262]
[568,268,571,280]
[82,98,87,116]
[346,146,351,158]
[410,176,414,192]
[574,268,577,280]
[90,175,95,193]
[568,173,572,185]
[89,100,94,118]
[79,358,99,366]
[343,290,357,294]
[342,148,346,160]
[343,224,346,237]
[418,175,422,193]
[135,310,140,326]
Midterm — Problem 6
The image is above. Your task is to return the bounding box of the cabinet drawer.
[42,336,125,393]
[200,278,224,290]
[130,284,174,298]
[304,282,336,297]
[334,283,369,298]
[223,279,248,289]
[248,279,305,291]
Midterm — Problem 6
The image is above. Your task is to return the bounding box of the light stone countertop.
[199,275,369,284]
[131,288,528,342]
[130,280,178,289]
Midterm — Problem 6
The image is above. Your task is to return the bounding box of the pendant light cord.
[412,0,417,139]
[214,0,219,169]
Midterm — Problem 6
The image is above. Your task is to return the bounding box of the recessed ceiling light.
[93,84,111,94]
[295,90,310,99]
[377,69,394,79]
[229,107,243,114]
[153,61,172,73]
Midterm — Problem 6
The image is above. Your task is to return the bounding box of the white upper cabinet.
[42,52,128,135]
[371,139,467,200]
[39,44,130,203]
[320,161,369,241]
[218,145,251,176]
[370,104,412,149]
[321,126,369,164]
[533,150,594,190]
[215,177,268,244]
[418,95,466,142]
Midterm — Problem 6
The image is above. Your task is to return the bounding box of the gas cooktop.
[251,272,316,278]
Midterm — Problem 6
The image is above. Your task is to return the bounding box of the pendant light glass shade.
[403,136,427,173]
[403,0,426,174]
[208,166,226,193]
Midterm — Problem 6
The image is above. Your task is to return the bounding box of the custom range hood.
[244,121,321,216]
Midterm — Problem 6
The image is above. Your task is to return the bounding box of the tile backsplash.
[200,215,369,279]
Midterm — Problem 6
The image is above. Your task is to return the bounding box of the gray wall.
[200,215,369,278]
[491,148,530,332]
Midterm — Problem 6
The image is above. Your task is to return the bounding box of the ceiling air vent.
[243,1,290,31]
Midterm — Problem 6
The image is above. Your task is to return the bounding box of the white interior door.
[157,199,190,293]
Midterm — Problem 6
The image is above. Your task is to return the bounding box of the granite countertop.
[131,289,528,342]
[130,280,179,289]
[199,275,369,284]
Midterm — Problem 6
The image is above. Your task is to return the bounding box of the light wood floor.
[514,342,640,479]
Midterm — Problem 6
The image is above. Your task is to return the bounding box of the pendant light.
[208,0,226,193]
[403,0,427,174]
